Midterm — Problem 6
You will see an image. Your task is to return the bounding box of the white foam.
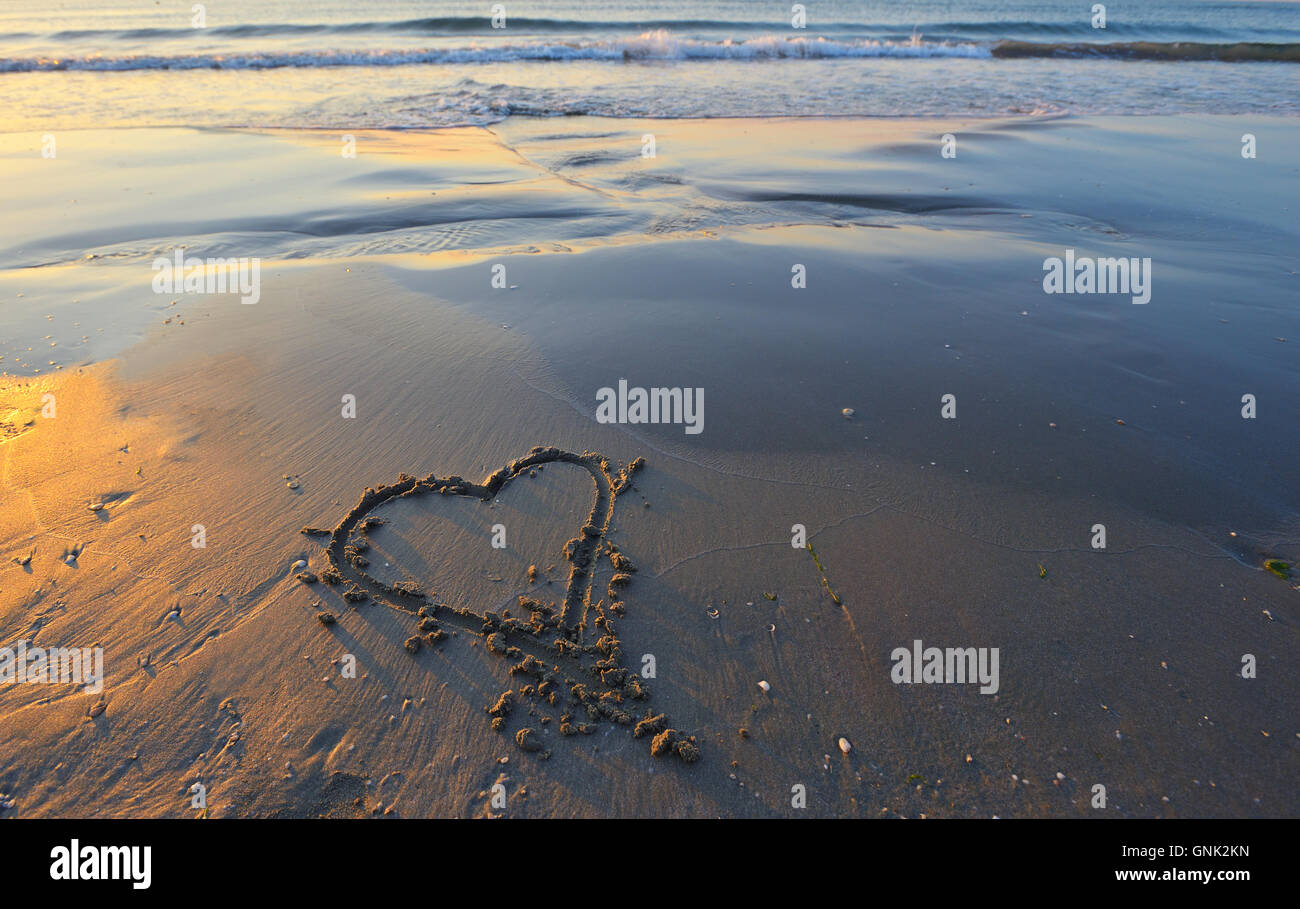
[0,33,991,71]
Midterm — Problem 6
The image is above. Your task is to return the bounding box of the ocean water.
[1,0,1298,128]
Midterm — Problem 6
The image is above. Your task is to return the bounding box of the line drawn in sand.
[304,446,699,763]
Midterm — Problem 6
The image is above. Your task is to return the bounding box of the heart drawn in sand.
[302,447,697,762]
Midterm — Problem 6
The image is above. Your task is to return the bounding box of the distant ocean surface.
[2,0,1299,128]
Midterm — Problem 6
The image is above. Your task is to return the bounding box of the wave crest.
[0,33,991,72]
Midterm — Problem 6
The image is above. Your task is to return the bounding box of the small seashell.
[286,478,300,489]
[838,737,852,754]
[757,680,771,693]
[290,559,307,572]
[841,408,855,419]
[88,503,104,512]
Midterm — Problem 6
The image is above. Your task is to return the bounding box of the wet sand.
[0,116,1296,817]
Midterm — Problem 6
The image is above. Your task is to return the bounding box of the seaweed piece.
[1265,559,1292,580]
[806,544,843,606]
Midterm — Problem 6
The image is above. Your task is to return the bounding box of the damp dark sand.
[0,116,1296,817]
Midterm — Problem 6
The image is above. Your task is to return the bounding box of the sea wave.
[2,16,1287,42]
[3,31,1296,73]
[0,34,993,71]
[991,40,1300,62]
